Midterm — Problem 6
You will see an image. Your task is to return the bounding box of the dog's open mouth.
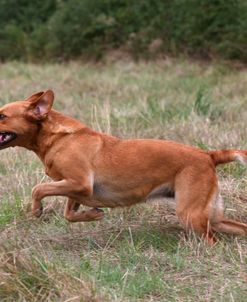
[0,132,17,146]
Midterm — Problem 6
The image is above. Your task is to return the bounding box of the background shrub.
[167,0,247,61]
[0,0,246,62]
[0,0,56,60]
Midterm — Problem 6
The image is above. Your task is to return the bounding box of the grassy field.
[0,59,247,301]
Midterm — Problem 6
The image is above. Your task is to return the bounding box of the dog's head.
[0,90,54,149]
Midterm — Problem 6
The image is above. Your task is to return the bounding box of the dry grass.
[0,59,247,301]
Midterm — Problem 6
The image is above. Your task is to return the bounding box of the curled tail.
[208,149,247,166]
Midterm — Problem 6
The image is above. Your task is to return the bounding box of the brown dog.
[0,90,247,244]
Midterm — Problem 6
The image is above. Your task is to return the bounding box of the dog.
[0,90,247,244]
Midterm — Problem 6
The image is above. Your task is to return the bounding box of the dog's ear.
[26,90,54,121]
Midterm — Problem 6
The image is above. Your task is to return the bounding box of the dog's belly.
[83,182,175,208]
[90,182,142,207]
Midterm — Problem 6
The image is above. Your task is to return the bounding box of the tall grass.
[0,59,247,300]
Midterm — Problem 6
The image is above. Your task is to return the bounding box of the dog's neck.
[28,110,87,160]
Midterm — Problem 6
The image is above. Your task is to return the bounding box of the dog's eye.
[0,114,6,120]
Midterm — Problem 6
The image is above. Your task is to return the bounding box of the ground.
[0,59,247,301]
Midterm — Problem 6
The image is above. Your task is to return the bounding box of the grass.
[0,59,247,301]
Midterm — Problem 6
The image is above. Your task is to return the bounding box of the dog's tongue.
[0,134,4,142]
[0,133,11,143]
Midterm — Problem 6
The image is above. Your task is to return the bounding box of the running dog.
[0,90,247,244]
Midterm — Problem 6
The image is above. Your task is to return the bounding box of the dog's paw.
[95,207,104,213]
[32,206,43,218]
[89,208,105,220]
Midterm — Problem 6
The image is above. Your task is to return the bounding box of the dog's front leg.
[31,179,92,217]
[63,198,104,222]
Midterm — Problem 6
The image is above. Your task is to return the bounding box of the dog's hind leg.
[175,167,218,244]
[210,196,247,236]
[211,219,247,235]
[63,198,104,222]
[175,167,247,243]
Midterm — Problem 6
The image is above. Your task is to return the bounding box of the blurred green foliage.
[0,0,246,62]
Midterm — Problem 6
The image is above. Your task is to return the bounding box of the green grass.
[0,59,247,301]
[0,193,23,227]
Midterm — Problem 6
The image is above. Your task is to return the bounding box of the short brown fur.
[1,90,247,244]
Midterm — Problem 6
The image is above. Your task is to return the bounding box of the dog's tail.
[208,149,247,166]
